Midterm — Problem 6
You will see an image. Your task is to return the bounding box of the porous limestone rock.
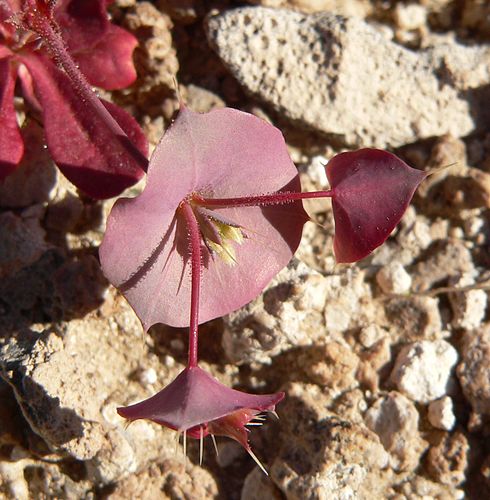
[222,259,328,364]
[365,391,427,472]
[206,7,488,148]
[248,0,373,16]
[457,323,490,430]
[390,340,458,403]
[428,397,456,431]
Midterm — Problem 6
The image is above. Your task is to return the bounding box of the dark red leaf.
[327,149,427,263]
[0,58,24,180]
[55,0,138,89]
[20,52,147,199]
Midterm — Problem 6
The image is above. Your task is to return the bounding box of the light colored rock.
[323,268,376,335]
[242,466,282,500]
[376,261,412,294]
[206,8,486,148]
[449,273,487,330]
[457,323,490,430]
[394,3,427,31]
[390,340,458,403]
[222,259,328,364]
[248,0,373,16]
[428,397,456,431]
[365,391,427,472]
[108,459,218,499]
[271,382,390,499]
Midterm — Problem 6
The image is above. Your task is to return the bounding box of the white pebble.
[390,340,458,403]
[376,261,412,294]
[428,396,456,431]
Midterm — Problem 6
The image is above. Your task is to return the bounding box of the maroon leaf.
[55,0,138,89]
[327,149,427,263]
[20,52,147,199]
[0,58,24,180]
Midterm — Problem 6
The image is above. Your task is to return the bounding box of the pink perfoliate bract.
[99,106,307,330]
[327,148,427,263]
[118,366,283,471]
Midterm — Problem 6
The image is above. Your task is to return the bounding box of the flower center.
[190,198,246,266]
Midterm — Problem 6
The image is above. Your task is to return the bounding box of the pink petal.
[327,149,427,263]
[0,58,24,180]
[99,106,307,329]
[54,0,137,89]
[20,52,147,199]
[118,366,283,433]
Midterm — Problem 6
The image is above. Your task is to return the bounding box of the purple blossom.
[99,105,307,330]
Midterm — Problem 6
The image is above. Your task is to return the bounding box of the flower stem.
[193,190,334,208]
[181,201,202,368]
[22,3,148,172]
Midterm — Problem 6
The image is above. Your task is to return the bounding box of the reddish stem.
[193,190,334,208]
[181,201,202,368]
[22,5,148,172]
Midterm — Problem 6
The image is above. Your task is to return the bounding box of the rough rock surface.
[457,324,490,430]
[271,383,390,499]
[365,391,428,471]
[428,396,456,431]
[206,7,489,148]
[390,340,458,403]
[222,258,328,364]
[0,302,179,485]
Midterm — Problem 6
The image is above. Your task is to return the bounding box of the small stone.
[411,240,475,293]
[390,340,458,403]
[300,342,359,391]
[428,397,456,430]
[394,3,427,31]
[0,211,49,279]
[222,259,328,364]
[457,324,490,430]
[384,296,443,342]
[138,367,157,386]
[323,268,376,336]
[449,273,487,330]
[272,382,389,499]
[376,261,412,294]
[426,431,469,487]
[365,392,427,472]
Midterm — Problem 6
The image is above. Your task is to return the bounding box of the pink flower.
[99,105,307,330]
[118,365,283,473]
[0,0,147,198]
